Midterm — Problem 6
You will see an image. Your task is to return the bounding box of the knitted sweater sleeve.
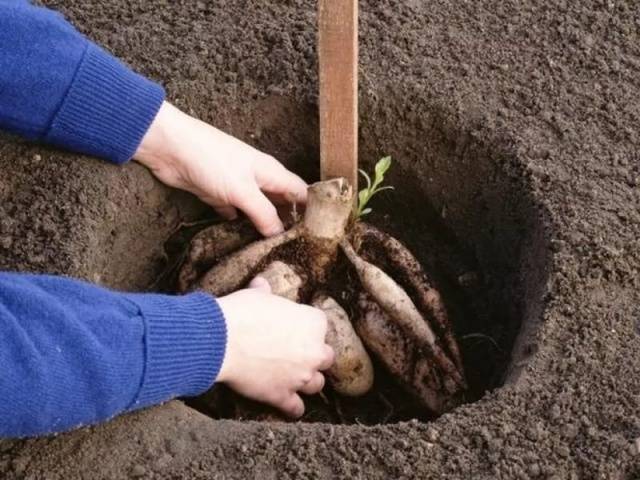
[0,273,226,438]
[0,0,165,163]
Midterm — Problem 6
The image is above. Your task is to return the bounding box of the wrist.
[215,295,236,384]
[123,292,227,408]
[134,101,185,174]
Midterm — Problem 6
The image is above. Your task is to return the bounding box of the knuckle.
[300,306,326,330]
[263,154,279,166]
[300,370,313,384]
[310,346,329,366]
[312,309,328,331]
[324,345,335,363]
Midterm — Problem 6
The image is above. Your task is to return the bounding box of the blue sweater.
[0,1,227,437]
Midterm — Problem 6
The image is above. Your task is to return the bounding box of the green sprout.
[355,156,394,219]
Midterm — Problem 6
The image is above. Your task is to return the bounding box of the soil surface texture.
[0,0,639,478]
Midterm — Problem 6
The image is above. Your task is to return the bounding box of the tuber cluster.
[178,178,466,418]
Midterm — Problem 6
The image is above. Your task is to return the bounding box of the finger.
[254,157,308,204]
[279,393,305,418]
[316,344,335,371]
[233,184,284,237]
[266,191,308,208]
[299,371,325,396]
[213,205,238,220]
[248,276,271,293]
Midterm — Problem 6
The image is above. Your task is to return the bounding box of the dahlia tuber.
[311,293,374,396]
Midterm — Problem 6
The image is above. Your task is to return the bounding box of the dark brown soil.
[1,0,639,478]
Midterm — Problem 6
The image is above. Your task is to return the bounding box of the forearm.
[0,273,226,438]
[0,1,164,163]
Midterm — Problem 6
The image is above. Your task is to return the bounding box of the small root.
[168,218,218,239]
[461,333,503,353]
[333,395,346,424]
[377,391,395,424]
[318,391,330,405]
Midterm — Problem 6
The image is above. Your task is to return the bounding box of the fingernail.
[265,223,285,236]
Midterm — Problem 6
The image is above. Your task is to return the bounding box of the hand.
[134,102,307,236]
[216,278,334,418]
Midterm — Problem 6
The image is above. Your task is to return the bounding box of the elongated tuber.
[355,293,461,414]
[178,219,260,292]
[312,293,374,397]
[195,224,302,296]
[353,222,464,372]
[341,239,465,389]
[340,239,437,345]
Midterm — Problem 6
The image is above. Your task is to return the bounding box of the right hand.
[216,278,334,418]
[135,102,307,237]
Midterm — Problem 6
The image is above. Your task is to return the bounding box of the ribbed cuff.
[44,43,165,164]
[122,292,227,410]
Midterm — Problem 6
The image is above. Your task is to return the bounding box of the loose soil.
[0,0,639,478]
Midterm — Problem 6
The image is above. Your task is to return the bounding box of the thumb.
[234,184,284,237]
[248,276,272,293]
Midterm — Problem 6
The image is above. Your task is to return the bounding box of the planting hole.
[139,94,549,425]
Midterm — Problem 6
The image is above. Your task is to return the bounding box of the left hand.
[134,101,307,236]
[216,277,334,418]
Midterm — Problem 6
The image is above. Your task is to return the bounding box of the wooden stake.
[318,0,358,191]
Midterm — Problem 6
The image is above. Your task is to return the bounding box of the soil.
[0,0,639,478]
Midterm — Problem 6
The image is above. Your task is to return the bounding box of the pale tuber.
[195,224,302,297]
[353,222,464,372]
[355,293,454,414]
[311,293,374,397]
[341,239,465,392]
[177,219,259,292]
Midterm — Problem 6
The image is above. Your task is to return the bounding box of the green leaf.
[358,189,369,209]
[358,169,372,191]
[374,156,392,182]
[354,156,394,220]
